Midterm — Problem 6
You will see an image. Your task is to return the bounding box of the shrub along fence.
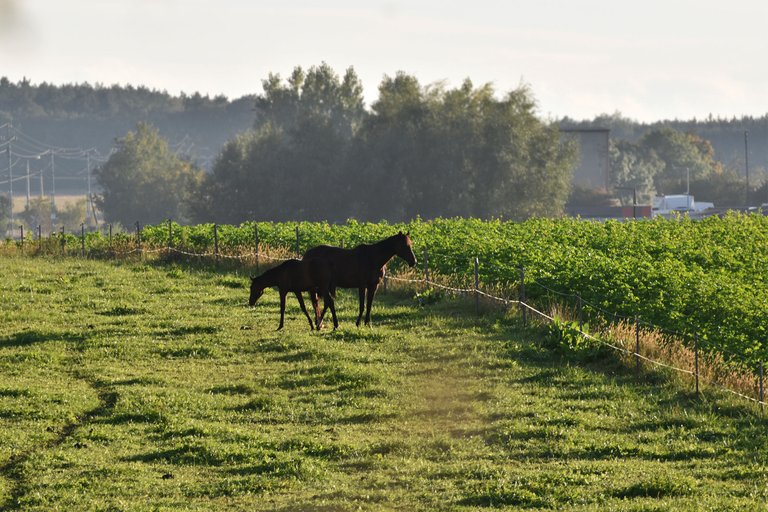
[3,221,766,413]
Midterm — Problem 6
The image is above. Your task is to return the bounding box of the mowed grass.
[1,256,768,511]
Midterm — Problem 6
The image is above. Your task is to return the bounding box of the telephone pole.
[6,124,13,230]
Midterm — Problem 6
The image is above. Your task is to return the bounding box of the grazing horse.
[249,259,338,331]
[303,232,417,327]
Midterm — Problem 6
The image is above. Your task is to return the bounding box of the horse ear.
[398,231,404,235]
[406,231,410,237]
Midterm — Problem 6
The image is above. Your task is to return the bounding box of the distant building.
[560,128,610,190]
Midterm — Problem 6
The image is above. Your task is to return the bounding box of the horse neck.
[370,236,400,268]
[255,267,281,288]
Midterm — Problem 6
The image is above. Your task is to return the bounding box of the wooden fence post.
[694,333,700,396]
[474,257,480,314]
[109,224,113,253]
[80,223,85,258]
[635,316,641,378]
[254,223,260,273]
[37,225,42,253]
[136,221,142,254]
[60,226,65,255]
[167,219,173,253]
[295,225,300,258]
[519,266,526,326]
[213,224,219,264]
[19,225,23,254]
[760,360,764,416]
[578,295,584,333]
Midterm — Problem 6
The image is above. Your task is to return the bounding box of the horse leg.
[278,291,287,330]
[317,286,334,328]
[295,291,314,330]
[326,290,339,330]
[355,287,365,327]
[364,284,378,326]
[311,289,322,329]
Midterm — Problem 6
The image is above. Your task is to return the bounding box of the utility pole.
[745,130,750,207]
[25,159,30,208]
[86,151,92,225]
[50,151,56,222]
[6,124,13,230]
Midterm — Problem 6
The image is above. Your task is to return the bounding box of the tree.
[196,66,576,223]
[356,75,575,220]
[609,139,662,203]
[194,64,367,223]
[94,123,203,225]
[639,127,723,194]
[190,126,290,223]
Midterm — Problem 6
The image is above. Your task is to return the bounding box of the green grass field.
[1,256,767,511]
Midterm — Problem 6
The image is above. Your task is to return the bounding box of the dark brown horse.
[303,232,417,327]
[249,259,338,331]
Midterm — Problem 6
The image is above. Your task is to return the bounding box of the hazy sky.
[1,0,766,122]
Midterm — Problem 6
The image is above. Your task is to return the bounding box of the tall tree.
[196,63,366,223]
[639,127,724,194]
[609,139,662,203]
[94,123,203,226]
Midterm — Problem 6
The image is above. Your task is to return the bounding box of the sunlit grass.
[1,256,767,510]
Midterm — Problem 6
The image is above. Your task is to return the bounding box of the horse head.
[397,231,417,267]
[249,276,265,306]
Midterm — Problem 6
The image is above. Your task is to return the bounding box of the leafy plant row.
[147,216,768,367]
[12,215,768,367]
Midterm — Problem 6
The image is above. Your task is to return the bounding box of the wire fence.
[3,221,766,413]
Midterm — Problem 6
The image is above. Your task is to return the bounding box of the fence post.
[474,257,480,315]
[578,295,583,333]
[136,221,142,253]
[80,223,86,258]
[519,266,526,326]
[167,219,173,253]
[423,248,429,283]
[60,226,65,255]
[694,333,700,396]
[109,224,113,252]
[254,223,260,273]
[295,225,300,258]
[760,360,764,416]
[213,224,219,264]
[19,225,23,254]
[37,225,42,253]
[635,316,641,378]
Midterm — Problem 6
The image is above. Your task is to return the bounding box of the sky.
[0,0,766,122]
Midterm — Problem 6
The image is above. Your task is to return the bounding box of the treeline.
[3,71,767,225]
[94,64,576,225]
[561,112,768,174]
[0,77,255,185]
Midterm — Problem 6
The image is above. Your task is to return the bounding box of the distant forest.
[0,77,255,193]
[0,74,766,222]
[561,112,768,176]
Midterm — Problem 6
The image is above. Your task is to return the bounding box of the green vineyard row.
[13,214,768,367]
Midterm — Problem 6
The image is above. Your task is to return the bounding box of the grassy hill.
[1,256,767,510]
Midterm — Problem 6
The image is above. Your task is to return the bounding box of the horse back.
[303,244,381,288]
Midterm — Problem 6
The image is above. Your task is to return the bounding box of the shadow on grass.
[124,443,245,466]
[0,329,86,348]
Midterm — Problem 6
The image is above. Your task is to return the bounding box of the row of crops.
[11,214,768,367]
